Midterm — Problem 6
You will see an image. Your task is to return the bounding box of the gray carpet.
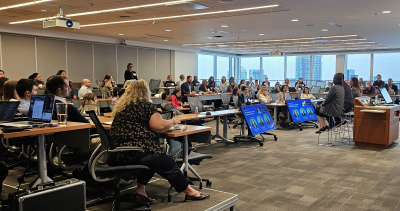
[2,119,400,211]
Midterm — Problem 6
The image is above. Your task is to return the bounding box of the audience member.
[0,70,9,97]
[276,85,290,125]
[164,75,176,87]
[171,89,183,107]
[359,78,366,89]
[255,84,262,96]
[335,73,353,126]
[79,93,98,114]
[208,76,215,85]
[231,87,239,104]
[161,91,182,115]
[238,86,251,107]
[364,81,376,94]
[3,80,19,101]
[227,81,235,93]
[301,87,316,100]
[385,78,398,95]
[56,70,72,90]
[0,70,4,78]
[192,76,200,86]
[28,73,45,87]
[349,77,362,98]
[101,79,112,98]
[315,73,344,133]
[271,84,280,93]
[373,74,384,88]
[208,81,220,93]
[220,76,229,91]
[239,79,246,89]
[325,82,332,92]
[176,74,185,87]
[124,63,137,81]
[246,77,254,87]
[229,77,235,84]
[295,78,306,89]
[110,79,210,201]
[78,79,92,99]
[111,87,124,105]
[257,87,272,104]
[15,79,37,114]
[199,80,211,94]
[104,74,117,88]
[283,78,292,87]
[262,76,270,87]
[181,76,195,102]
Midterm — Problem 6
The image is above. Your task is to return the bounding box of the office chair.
[109,104,115,112]
[93,90,102,98]
[149,79,161,95]
[187,96,207,113]
[86,111,151,211]
[194,86,200,94]
[270,93,278,102]
[71,99,82,108]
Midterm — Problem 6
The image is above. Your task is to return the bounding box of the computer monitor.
[28,95,55,123]
[378,87,393,104]
[0,101,20,122]
[240,104,276,136]
[286,99,318,123]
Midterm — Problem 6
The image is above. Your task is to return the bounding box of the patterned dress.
[110,100,162,165]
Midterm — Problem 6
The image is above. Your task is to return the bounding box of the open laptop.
[378,87,395,106]
[0,101,20,123]
[288,87,296,92]
[363,89,371,95]
[0,95,55,127]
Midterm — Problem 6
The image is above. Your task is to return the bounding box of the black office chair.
[85,110,151,211]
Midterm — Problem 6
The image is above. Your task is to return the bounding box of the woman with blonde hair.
[111,79,210,202]
[257,87,272,104]
[79,93,98,114]
[3,80,19,101]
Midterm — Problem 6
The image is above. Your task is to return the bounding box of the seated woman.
[208,81,220,93]
[101,79,112,98]
[227,81,235,93]
[230,87,239,104]
[104,74,117,88]
[283,78,292,87]
[275,85,290,126]
[219,76,229,92]
[79,93,98,115]
[171,89,183,107]
[199,80,211,94]
[238,79,246,90]
[255,85,262,96]
[315,73,344,133]
[3,80,19,101]
[257,87,272,104]
[349,77,362,98]
[164,75,176,87]
[110,80,210,201]
[295,78,305,90]
[301,87,316,100]
[325,82,332,92]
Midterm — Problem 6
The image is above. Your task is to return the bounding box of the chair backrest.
[187,96,205,113]
[311,86,320,93]
[149,79,161,94]
[71,99,82,108]
[93,90,102,98]
[37,89,46,95]
[194,86,199,94]
[168,139,183,158]
[219,86,227,93]
[232,95,239,108]
[87,110,114,150]
[316,81,325,88]
[159,111,173,120]
[270,93,278,102]
[109,104,115,111]
[221,93,231,105]
[96,80,102,88]
[319,88,325,93]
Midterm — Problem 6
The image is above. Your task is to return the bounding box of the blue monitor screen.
[241,104,276,136]
[286,99,318,123]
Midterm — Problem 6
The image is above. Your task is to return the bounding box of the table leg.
[223,115,228,139]
[273,107,278,126]
[183,135,189,172]
[215,116,220,136]
[33,134,53,187]
[241,115,246,136]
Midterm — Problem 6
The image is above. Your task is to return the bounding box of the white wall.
[173,51,197,82]
[336,55,345,74]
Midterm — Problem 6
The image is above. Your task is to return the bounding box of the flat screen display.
[241,104,276,136]
[28,95,55,122]
[286,99,318,123]
[0,101,19,122]
[378,87,393,104]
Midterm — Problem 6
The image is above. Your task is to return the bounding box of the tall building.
[296,56,322,85]
[345,69,355,81]
[249,69,261,80]
[312,56,322,82]
[240,66,247,80]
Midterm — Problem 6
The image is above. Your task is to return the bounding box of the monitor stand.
[234,128,277,147]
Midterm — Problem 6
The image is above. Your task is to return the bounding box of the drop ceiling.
[0,0,399,54]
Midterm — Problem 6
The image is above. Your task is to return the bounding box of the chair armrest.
[90,134,100,138]
[107,147,142,153]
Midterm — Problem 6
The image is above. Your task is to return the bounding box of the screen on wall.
[240,104,276,136]
[286,99,317,123]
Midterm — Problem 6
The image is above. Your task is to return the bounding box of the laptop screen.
[28,95,55,122]
[0,101,20,122]
[379,87,393,104]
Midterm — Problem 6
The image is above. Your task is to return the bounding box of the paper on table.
[103,121,113,125]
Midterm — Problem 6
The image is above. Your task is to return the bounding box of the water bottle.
[375,95,379,105]
[102,93,105,100]
[195,107,199,117]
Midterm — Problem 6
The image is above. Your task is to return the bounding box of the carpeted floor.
[2,119,400,211]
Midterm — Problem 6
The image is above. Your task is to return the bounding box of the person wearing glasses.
[124,63,137,82]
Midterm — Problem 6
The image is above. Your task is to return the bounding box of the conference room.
[0,0,400,210]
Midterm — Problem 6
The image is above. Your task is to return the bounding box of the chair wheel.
[300,128,303,131]
[315,125,318,128]
[206,181,212,187]
[274,136,278,141]
[259,143,264,147]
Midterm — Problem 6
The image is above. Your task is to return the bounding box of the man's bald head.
[82,79,91,87]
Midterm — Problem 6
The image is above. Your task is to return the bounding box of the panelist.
[301,87,316,100]
[110,79,210,202]
[385,78,398,95]
[373,74,385,88]
[124,63,137,82]
[164,75,176,87]
[180,76,195,103]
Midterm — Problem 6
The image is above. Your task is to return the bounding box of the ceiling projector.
[43,6,80,29]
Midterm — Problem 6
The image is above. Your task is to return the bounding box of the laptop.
[363,89,371,95]
[0,101,20,123]
[378,87,395,106]
[0,95,55,127]
[288,87,296,92]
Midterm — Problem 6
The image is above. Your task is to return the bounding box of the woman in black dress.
[110,80,210,202]
[124,63,137,82]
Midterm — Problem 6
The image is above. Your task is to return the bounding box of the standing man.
[373,74,385,88]
[78,79,93,99]
[124,63,137,82]
[181,76,196,103]
[16,79,37,115]
[385,78,398,95]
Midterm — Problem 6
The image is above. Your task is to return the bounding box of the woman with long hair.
[104,74,117,88]
[79,93,98,113]
[257,87,272,104]
[3,80,19,101]
[284,78,292,87]
[171,89,183,107]
[101,79,112,98]
[349,77,362,98]
[111,79,210,202]
[301,87,316,99]
[220,76,229,91]
[239,79,246,90]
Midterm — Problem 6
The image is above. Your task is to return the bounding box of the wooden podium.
[353,98,400,149]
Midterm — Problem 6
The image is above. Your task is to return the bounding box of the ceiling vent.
[324,20,342,28]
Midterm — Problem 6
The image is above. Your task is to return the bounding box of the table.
[266,103,286,126]
[0,121,92,187]
[185,93,221,101]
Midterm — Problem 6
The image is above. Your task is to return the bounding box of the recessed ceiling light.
[322,29,328,31]
[221,25,228,27]
[165,29,171,32]
[382,11,391,14]
[119,34,124,35]
[259,33,265,35]
[0,0,53,11]
[291,19,299,22]
[164,40,169,41]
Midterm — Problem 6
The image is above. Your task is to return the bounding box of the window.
[286,56,297,85]
[346,54,371,82]
[216,56,229,81]
[317,55,336,83]
[262,57,284,83]
[197,54,214,80]
[373,53,400,82]
[240,57,261,81]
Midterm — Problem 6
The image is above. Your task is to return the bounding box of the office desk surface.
[159,125,212,138]
[355,105,400,110]
[266,103,286,107]
[175,109,240,122]
[184,93,220,97]
[0,121,92,139]
[97,99,112,102]
[156,87,176,89]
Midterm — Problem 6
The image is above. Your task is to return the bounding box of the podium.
[353,98,400,149]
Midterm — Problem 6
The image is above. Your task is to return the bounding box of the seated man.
[78,79,92,99]
[238,86,251,107]
[363,81,376,94]
[16,79,37,115]
[385,78,398,95]
[161,91,182,115]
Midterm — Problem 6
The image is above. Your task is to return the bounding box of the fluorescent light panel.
[0,0,53,11]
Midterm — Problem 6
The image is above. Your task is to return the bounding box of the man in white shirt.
[15,79,37,115]
[78,79,92,99]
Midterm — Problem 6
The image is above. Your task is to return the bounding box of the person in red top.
[171,89,183,107]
